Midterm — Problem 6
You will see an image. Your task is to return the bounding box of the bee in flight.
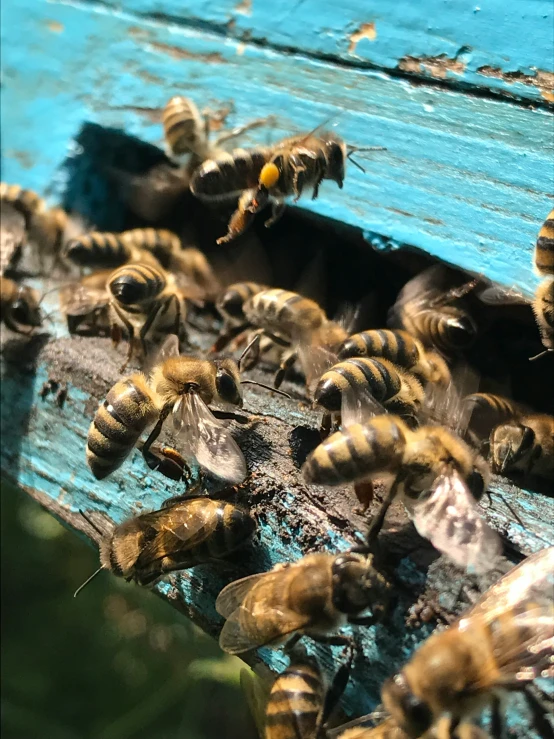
[216,549,391,655]
[74,496,256,595]
[381,547,554,739]
[241,648,354,739]
[86,335,286,484]
[190,126,385,244]
[389,265,478,357]
[0,276,42,334]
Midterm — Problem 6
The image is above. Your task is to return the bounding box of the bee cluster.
[1,96,553,739]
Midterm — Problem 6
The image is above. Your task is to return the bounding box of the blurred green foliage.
[1,481,258,739]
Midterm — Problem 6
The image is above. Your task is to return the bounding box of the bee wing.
[216,571,272,618]
[341,385,387,428]
[219,606,312,654]
[326,714,393,739]
[468,546,554,621]
[145,333,181,375]
[298,344,338,390]
[422,362,479,436]
[174,393,247,484]
[407,470,501,575]
[240,667,269,739]
[477,284,531,305]
[59,284,109,315]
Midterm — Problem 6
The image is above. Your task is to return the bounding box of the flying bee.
[63,231,161,270]
[216,550,392,655]
[0,276,42,334]
[212,281,270,352]
[535,207,554,276]
[74,497,255,594]
[313,357,424,434]
[490,412,554,480]
[303,416,498,574]
[107,262,189,371]
[87,335,284,483]
[241,648,354,739]
[389,266,478,357]
[381,547,554,739]
[239,288,348,388]
[192,128,384,244]
[59,269,112,335]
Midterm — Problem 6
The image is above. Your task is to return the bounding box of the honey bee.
[107,262,189,370]
[389,266,478,357]
[1,200,26,276]
[535,208,554,276]
[212,282,269,352]
[216,550,392,654]
[240,288,348,388]
[0,182,45,225]
[63,231,161,270]
[191,128,384,244]
[0,276,42,334]
[531,277,554,359]
[303,417,498,574]
[75,497,255,594]
[381,547,554,738]
[242,649,354,739]
[463,392,525,438]
[313,357,424,431]
[59,270,112,335]
[332,716,489,739]
[87,335,282,483]
[490,412,554,480]
[121,228,220,299]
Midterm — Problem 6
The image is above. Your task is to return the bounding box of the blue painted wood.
[1,0,552,298]
[75,0,554,104]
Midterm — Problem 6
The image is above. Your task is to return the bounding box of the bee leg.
[264,200,286,229]
[55,382,68,409]
[210,323,249,353]
[520,685,554,739]
[141,406,171,464]
[316,642,354,735]
[320,412,333,439]
[39,379,58,400]
[488,697,503,739]
[365,480,398,544]
[238,329,263,371]
[274,349,297,389]
[283,633,303,653]
[311,172,325,200]
[353,479,375,514]
[111,303,136,372]
[214,116,273,147]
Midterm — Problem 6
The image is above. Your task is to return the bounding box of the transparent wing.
[219,606,311,654]
[341,384,387,428]
[216,572,272,618]
[297,344,338,391]
[422,362,479,436]
[144,333,180,376]
[406,470,501,575]
[477,284,531,305]
[240,668,269,739]
[327,714,395,739]
[174,393,247,484]
[59,284,109,315]
[468,546,554,622]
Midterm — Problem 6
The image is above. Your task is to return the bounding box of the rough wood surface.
[1,317,552,732]
[2,0,553,297]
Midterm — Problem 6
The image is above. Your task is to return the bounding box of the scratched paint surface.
[74,0,554,103]
[1,0,553,297]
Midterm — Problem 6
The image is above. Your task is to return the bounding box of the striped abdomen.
[533,277,554,351]
[244,289,324,340]
[402,305,477,355]
[162,96,205,156]
[464,393,521,424]
[303,416,409,486]
[121,228,181,267]
[338,329,425,370]
[86,375,158,479]
[265,662,324,739]
[535,208,554,275]
[217,282,269,323]
[314,357,404,411]
[184,500,256,562]
[65,232,132,268]
[0,182,45,225]
[190,147,271,201]
[108,263,167,307]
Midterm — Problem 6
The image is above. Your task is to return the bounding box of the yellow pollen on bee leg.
[259,163,280,188]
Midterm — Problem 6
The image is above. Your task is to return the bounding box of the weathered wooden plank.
[75,0,554,104]
[1,312,553,735]
[1,0,552,297]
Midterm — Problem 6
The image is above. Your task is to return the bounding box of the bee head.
[332,552,390,615]
[259,162,280,190]
[215,359,243,407]
[490,422,534,474]
[12,286,42,328]
[381,673,433,738]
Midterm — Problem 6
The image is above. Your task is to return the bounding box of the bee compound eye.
[216,369,242,406]
[259,162,280,189]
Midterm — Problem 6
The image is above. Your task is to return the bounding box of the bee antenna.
[79,509,104,537]
[529,349,550,361]
[73,566,104,598]
[346,146,387,174]
[241,379,291,398]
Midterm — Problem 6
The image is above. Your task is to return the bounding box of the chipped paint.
[236,41,246,56]
[147,41,225,64]
[46,20,64,33]
[477,66,554,99]
[348,22,377,55]
[398,54,466,80]
[235,0,252,16]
